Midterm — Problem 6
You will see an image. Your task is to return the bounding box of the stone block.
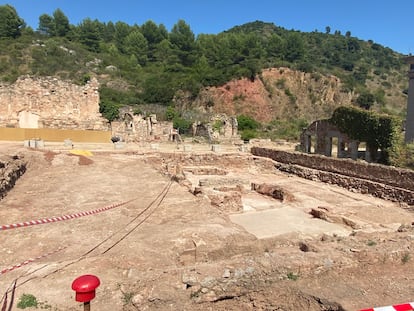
[211,144,220,152]
[29,139,37,148]
[63,139,73,147]
[35,140,44,148]
[114,142,126,149]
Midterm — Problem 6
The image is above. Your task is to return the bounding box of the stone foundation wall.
[251,147,414,191]
[0,155,26,200]
[275,162,414,205]
[142,152,252,171]
[251,147,414,204]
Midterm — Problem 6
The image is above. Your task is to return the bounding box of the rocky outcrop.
[0,76,109,130]
[193,67,354,123]
[251,182,294,202]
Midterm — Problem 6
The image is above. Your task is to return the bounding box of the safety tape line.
[0,200,132,231]
[360,302,414,311]
[1,246,67,275]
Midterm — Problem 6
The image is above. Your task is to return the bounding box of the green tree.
[141,20,168,61]
[266,33,286,59]
[169,20,196,66]
[285,32,305,62]
[153,39,179,66]
[141,73,176,104]
[0,4,24,38]
[114,21,131,52]
[77,18,102,52]
[38,14,55,35]
[53,9,70,37]
[124,30,148,65]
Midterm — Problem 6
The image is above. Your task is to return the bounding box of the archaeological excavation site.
[1,139,414,311]
[0,76,414,311]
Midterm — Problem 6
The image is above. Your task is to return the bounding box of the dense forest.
[0,4,407,130]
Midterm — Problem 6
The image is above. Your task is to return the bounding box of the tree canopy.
[0,4,24,38]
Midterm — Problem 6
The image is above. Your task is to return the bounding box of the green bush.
[99,100,119,122]
[237,115,260,131]
[240,129,258,141]
[165,105,178,121]
[17,294,38,309]
[172,116,192,134]
[330,106,402,164]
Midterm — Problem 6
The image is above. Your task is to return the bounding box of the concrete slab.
[229,207,350,239]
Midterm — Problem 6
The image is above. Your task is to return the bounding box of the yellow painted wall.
[0,128,112,143]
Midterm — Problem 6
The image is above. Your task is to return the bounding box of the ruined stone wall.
[0,76,109,131]
[111,112,173,142]
[251,147,414,192]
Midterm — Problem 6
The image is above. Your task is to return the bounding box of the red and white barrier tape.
[1,246,66,275]
[0,200,132,231]
[360,302,414,311]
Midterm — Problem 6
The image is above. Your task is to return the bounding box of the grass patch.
[122,291,134,305]
[402,252,411,264]
[287,272,299,281]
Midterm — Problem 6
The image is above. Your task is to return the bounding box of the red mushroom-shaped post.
[71,275,100,311]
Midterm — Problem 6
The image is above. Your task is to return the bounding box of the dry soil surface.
[1,141,414,311]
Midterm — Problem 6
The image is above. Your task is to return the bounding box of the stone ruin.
[111,109,241,144]
[111,108,173,142]
[0,76,109,131]
[191,114,241,144]
[300,119,376,162]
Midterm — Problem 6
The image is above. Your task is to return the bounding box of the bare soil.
[1,141,414,311]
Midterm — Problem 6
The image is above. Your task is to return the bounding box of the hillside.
[0,5,409,140]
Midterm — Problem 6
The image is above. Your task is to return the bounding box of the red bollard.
[71,274,100,311]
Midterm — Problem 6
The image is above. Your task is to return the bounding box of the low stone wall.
[275,162,414,205]
[141,152,252,171]
[0,155,26,200]
[251,147,414,192]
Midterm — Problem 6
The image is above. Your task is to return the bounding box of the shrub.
[17,294,38,309]
[330,106,402,165]
[237,115,260,131]
[240,129,258,141]
[172,117,192,134]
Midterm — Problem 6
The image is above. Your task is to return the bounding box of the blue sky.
[2,0,413,55]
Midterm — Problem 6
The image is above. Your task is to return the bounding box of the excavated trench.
[0,155,26,200]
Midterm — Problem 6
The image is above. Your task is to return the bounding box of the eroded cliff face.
[193,67,355,123]
[0,76,109,130]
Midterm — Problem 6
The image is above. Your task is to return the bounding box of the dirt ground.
[1,141,414,311]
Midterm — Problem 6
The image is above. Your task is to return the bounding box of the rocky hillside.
[0,6,409,136]
[190,67,407,125]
